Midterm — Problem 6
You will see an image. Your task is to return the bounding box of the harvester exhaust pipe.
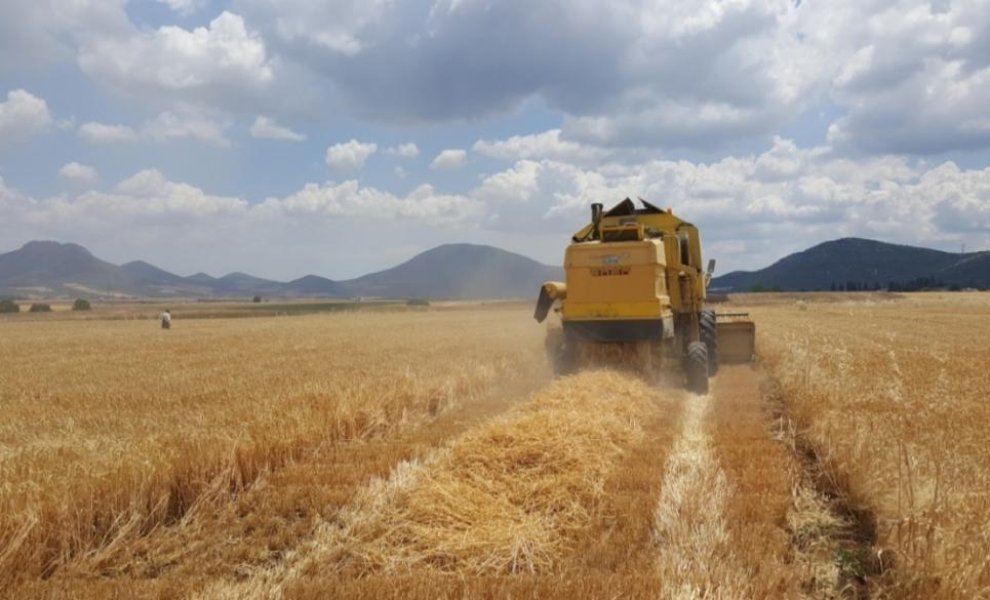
[591,203,604,240]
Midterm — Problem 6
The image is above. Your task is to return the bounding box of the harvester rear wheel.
[700,309,719,376]
[685,341,709,394]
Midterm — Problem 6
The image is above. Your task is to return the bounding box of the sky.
[1,0,989,280]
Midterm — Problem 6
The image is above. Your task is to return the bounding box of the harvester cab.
[534,198,754,393]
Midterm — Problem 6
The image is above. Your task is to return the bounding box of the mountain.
[338,243,563,299]
[120,260,212,296]
[285,275,345,296]
[712,238,990,291]
[0,241,137,297]
[7,237,981,300]
[0,241,563,300]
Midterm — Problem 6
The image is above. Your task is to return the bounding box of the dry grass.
[7,293,990,599]
[290,371,661,578]
[750,292,990,598]
[652,381,752,599]
[0,308,545,592]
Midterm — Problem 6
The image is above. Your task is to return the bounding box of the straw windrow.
[227,369,663,595]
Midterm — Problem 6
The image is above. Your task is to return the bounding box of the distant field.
[0,298,528,321]
[2,293,988,598]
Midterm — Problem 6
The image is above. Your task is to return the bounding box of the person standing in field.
[161,309,171,330]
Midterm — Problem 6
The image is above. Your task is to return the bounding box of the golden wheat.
[752,292,990,598]
[6,294,989,599]
[0,307,545,592]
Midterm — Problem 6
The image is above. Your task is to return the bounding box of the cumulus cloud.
[234,0,806,149]
[385,142,420,158]
[474,129,607,163]
[467,138,990,270]
[156,0,208,16]
[78,108,230,146]
[2,139,989,277]
[223,0,990,156]
[818,0,990,154]
[235,0,394,56]
[325,139,378,170]
[0,89,53,148]
[430,149,467,170]
[249,116,306,141]
[78,122,140,143]
[58,162,99,187]
[259,180,480,225]
[0,168,481,277]
[143,110,231,146]
[78,12,274,105]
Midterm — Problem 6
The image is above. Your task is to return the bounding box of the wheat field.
[2,294,989,598]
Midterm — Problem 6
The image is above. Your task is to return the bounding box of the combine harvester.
[534,198,754,393]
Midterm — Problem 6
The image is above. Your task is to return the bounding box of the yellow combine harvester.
[534,198,754,393]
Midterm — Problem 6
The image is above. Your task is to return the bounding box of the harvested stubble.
[652,379,752,598]
[0,308,545,593]
[751,292,990,598]
[258,370,662,593]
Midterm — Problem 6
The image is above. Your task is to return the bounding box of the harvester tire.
[700,309,719,376]
[685,341,709,394]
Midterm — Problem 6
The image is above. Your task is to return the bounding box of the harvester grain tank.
[533,198,754,393]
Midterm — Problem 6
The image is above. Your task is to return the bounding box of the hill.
[0,241,139,297]
[338,243,563,299]
[0,241,562,300]
[713,238,990,291]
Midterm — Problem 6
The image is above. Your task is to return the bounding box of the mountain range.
[0,241,563,300]
[711,237,990,291]
[1,237,987,300]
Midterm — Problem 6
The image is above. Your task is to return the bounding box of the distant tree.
[72,298,92,311]
[830,282,837,292]
[948,283,962,292]
[750,283,767,293]
[252,295,262,303]
[29,303,52,313]
[0,299,19,314]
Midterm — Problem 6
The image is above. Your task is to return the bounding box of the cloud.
[473,129,607,163]
[385,142,420,158]
[0,168,481,278]
[325,139,378,170]
[2,139,989,278]
[817,0,990,154]
[58,162,99,187]
[78,122,140,143]
[235,0,395,57]
[78,12,275,106]
[0,0,131,74]
[223,0,990,156]
[259,180,480,225]
[143,110,231,146]
[430,148,467,170]
[234,0,805,149]
[466,138,990,270]
[0,89,53,148]
[78,108,230,146]
[156,0,208,16]
[249,116,306,141]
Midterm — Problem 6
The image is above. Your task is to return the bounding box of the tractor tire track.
[652,383,752,598]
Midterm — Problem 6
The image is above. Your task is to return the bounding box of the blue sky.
[1,0,988,280]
